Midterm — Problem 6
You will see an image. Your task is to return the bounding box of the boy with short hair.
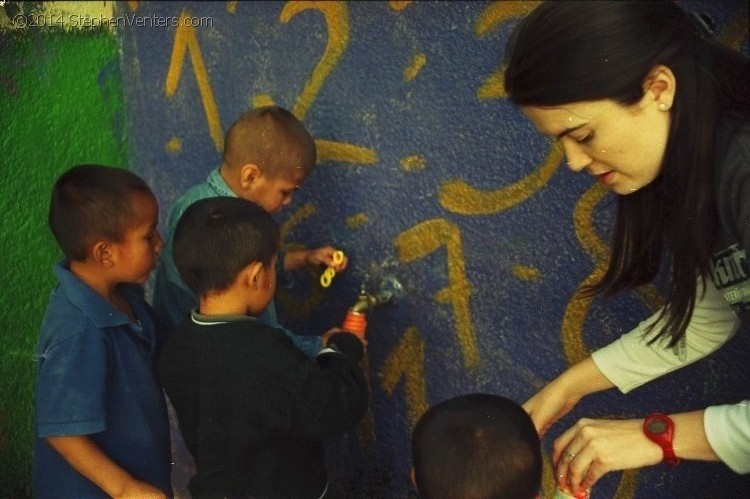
[411,393,542,499]
[153,105,345,357]
[34,164,172,498]
[157,196,368,498]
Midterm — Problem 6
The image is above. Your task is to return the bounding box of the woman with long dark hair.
[504,1,750,494]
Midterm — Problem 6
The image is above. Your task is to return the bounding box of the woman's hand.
[523,357,615,436]
[553,418,663,495]
[523,378,581,436]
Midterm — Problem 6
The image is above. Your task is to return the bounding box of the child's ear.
[243,261,265,290]
[91,241,115,268]
[239,163,262,190]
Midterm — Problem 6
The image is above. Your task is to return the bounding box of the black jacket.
[157,312,368,498]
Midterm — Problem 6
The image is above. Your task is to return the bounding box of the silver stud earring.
[658,102,667,111]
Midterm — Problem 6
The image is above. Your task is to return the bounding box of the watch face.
[648,419,668,434]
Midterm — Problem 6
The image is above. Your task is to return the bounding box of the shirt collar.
[53,261,143,330]
[190,308,258,325]
[206,167,237,198]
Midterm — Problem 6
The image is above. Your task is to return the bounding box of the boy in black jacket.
[157,196,367,498]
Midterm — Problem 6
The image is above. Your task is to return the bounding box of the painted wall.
[1,0,748,497]
[118,1,750,497]
[0,2,127,495]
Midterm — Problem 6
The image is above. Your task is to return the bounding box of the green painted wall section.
[0,30,127,496]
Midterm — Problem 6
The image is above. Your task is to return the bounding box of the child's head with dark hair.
[223,105,316,178]
[412,393,542,499]
[173,197,280,299]
[220,106,316,215]
[48,164,155,261]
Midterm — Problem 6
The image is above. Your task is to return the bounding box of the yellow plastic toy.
[320,250,345,287]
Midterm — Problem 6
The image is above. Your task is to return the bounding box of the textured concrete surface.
[117,2,749,497]
[1,0,748,497]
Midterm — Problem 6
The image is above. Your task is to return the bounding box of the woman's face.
[522,95,670,195]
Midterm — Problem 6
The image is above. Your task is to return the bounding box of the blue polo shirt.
[34,262,172,498]
[152,167,322,357]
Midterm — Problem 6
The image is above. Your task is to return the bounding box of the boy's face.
[245,171,306,214]
[110,193,163,284]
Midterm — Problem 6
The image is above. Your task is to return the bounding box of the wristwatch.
[643,413,681,466]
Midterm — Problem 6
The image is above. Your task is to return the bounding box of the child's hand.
[322,327,367,349]
[307,246,348,272]
[283,247,348,273]
[322,327,344,346]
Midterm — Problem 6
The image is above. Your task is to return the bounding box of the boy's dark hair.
[222,105,317,178]
[173,197,280,296]
[48,164,154,261]
[412,393,542,499]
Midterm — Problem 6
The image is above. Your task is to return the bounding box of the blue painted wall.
[118,1,750,497]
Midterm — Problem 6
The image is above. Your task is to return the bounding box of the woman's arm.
[525,278,738,435]
[523,357,615,435]
[553,410,721,496]
[591,277,739,393]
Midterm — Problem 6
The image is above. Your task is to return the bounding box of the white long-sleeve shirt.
[591,116,750,474]
[591,279,749,473]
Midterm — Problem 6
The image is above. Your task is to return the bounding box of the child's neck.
[69,260,134,319]
[219,164,243,196]
[199,293,263,318]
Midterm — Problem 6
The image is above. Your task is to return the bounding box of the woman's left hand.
[553,418,663,495]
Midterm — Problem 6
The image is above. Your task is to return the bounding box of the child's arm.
[46,436,167,499]
[283,246,348,272]
[286,331,368,440]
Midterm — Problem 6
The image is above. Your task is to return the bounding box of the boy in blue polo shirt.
[34,165,172,498]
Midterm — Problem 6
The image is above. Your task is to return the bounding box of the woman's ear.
[642,64,676,111]
[239,163,263,190]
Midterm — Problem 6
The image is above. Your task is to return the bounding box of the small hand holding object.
[322,326,367,348]
[320,250,345,288]
[321,327,343,345]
